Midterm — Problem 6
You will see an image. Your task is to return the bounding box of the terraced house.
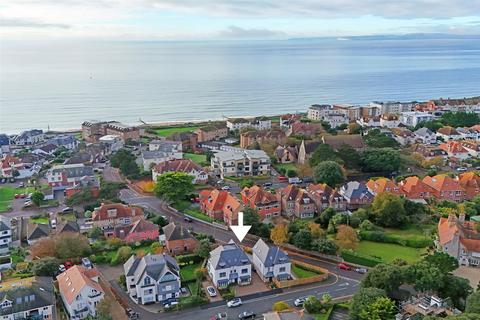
[124,253,181,304]
[277,185,316,219]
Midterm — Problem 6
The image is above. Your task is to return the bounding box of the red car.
[14,194,20,199]
[337,263,352,271]
[278,176,288,182]
[64,261,74,269]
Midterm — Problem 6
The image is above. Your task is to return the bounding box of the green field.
[154,126,201,137]
[0,186,34,212]
[355,241,426,263]
[292,264,320,279]
[184,153,207,165]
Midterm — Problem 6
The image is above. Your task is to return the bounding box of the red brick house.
[162,222,198,255]
[458,172,480,200]
[286,121,321,138]
[114,218,159,243]
[277,185,316,219]
[199,189,242,226]
[423,174,466,203]
[92,203,144,237]
[306,183,347,212]
[399,176,436,201]
[240,186,281,220]
[366,178,404,196]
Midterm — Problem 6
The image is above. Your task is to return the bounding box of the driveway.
[454,266,480,288]
[235,273,270,297]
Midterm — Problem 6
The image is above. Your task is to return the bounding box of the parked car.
[125,308,139,320]
[206,286,217,297]
[58,264,66,273]
[163,299,179,309]
[457,167,468,172]
[278,176,288,182]
[14,194,20,199]
[227,298,242,308]
[238,311,255,319]
[263,182,272,188]
[217,179,225,185]
[288,177,302,184]
[0,178,6,184]
[64,261,74,270]
[210,312,228,320]
[61,207,73,214]
[302,177,314,183]
[354,267,367,274]
[184,216,193,223]
[337,263,352,271]
[294,297,307,307]
[221,185,231,191]
[18,182,24,188]
[82,257,93,269]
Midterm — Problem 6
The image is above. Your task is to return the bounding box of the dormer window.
[107,209,117,218]
[144,277,151,285]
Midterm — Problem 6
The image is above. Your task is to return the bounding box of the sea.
[1,38,480,134]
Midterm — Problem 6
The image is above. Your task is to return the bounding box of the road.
[117,186,363,318]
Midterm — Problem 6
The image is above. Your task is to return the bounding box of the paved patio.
[235,273,270,297]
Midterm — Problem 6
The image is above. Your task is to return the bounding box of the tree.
[441,112,480,128]
[272,301,290,312]
[361,148,401,173]
[88,226,103,239]
[371,193,407,227]
[309,144,342,167]
[112,246,133,265]
[304,296,324,314]
[56,233,92,259]
[439,275,472,309]
[313,161,345,187]
[154,172,194,203]
[335,225,358,250]
[119,160,140,178]
[195,239,212,259]
[348,123,362,134]
[364,129,399,148]
[424,252,459,273]
[358,297,396,320]
[243,207,271,237]
[361,263,405,296]
[31,191,45,206]
[297,163,313,178]
[66,188,94,206]
[30,237,56,258]
[96,298,113,320]
[32,257,59,277]
[466,291,480,314]
[406,261,444,292]
[286,169,297,178]
[110,148,140,178]
[317,207,336,228]
[293,229,312,250]
[270,224,288,245]
[350,287,388,320]
[308,222,324,239]
[337,144,361,169]
[99,182,126,200]
[312,238,338,255]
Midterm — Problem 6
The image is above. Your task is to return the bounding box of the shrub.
[341,250,383,267]
[273,301,290,312]
[177,254,203,266]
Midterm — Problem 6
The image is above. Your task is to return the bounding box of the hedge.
[341,250,383,267]
[358,230,433,248]
[176,254,203,266]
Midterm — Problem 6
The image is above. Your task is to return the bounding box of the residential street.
[116,185,363,319]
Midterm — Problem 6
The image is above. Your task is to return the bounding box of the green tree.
[110,149,139,178]
[99,182,126,200]
[32,257,59,277]
[88,226,102,239]
[371,193,407,227]
[361,263,405,296]
[358,297,396,320]
[195,239,212,259]
[55,233,92,259]
[112,246,133,265]
[66,188,94,206]
[317,207,336,228]
[286,169,297,178]
[293,229,312,250]
[272,301,290,312]
[304,296,324,314]
[361,148,401,173]
[364,129,399,148]
[350,287,388,320]
[154,172,194,202]
[313,161,345,187]
[312,238,338,255]
[441,112,480,127]
[243,207,271,237]
[466,291,480,314]
[337,144,361,169]
[31,191,45,206]
[424,252,459,273]
[309,144,343,167]
[406,261,444,292]
[439,275,472,309]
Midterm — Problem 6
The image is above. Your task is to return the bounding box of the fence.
[273,259,329,289]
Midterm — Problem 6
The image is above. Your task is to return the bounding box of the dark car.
[238,311,255,319]
[184,216,193,223]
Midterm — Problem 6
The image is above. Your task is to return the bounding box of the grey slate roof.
[27,224,49,242]
[339,181,374,201]
[0,277,54,316]
[209,240,250,270]
[414,127,434,137]
[0,220,10,232]
[163,222,194,241]
[57,220,80,233]
[253,239,289,267]
[124,253,179,285]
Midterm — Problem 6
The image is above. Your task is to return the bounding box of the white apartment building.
[400,111,435,127]
[307,104,333,121]
[211,149,270,179]
[226,117,271,131]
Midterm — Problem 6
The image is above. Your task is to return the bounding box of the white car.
[206,286,217,297]
[227,298,242,308]
[221,186,230,191]
[294,297,306,307]
[58,264,66,273]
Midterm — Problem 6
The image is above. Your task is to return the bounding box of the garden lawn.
[180,263,202,282]
[185,209,214,223]
[184,153,207,165]
[275,163,297,173]
[30,216,49,224]
[355,241,426,264]
[0,186,35,212]
[292,264,320,279]
[154,126,201,137]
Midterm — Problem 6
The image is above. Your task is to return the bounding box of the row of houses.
[123,238,291,305]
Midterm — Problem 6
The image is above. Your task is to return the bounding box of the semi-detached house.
[252,239,291,282]
[207,240,251,288]
[124,253,181,304]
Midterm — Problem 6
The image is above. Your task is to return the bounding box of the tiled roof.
[0,277,54,316]
[241,186,277,206]
[199,189,241,213]
[423,175,464,192]
[322,134,365,150]
[92,203,143,221]
[437,126,459,136]
[253,239,289,267]
[162,222,195,241]
[57,266,103,305]
[438,215,480,252]
[366,178,404,195]
[153,159,204,175]
[439,141,468,154]
[209,240,250,270]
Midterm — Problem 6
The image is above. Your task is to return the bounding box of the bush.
[341,250,383,267]
[110,246,133,265]
[273,301,290,312]
[176,254,203,266]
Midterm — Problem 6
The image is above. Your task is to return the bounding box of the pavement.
[117,185,363,319]
[103,164,125,183]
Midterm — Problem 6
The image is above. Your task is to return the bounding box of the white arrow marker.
[230,211,252,242]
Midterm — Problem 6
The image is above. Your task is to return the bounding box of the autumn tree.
[55,233,92,259]
[297,163,313,178]
[272,301,290,312]
[270,224,289,245]
[335,225,358,250]
[308,222,324,239]
[30,237,56,258]
[371,192,407,227]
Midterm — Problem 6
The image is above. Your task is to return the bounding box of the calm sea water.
[1,39,480,133]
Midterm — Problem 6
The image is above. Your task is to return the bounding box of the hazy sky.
[1,0,480,40]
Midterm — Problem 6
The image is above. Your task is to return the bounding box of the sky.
[1,0,480,40]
